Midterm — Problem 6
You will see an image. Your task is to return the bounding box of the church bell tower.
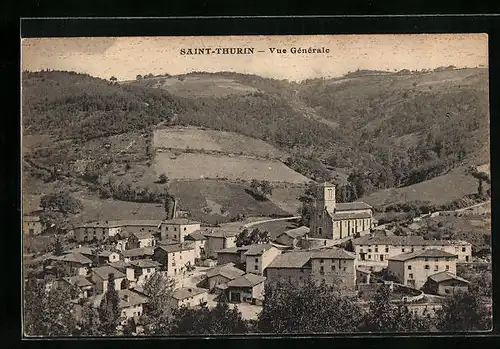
[316,182,336,213]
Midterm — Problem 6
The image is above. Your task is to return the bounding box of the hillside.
[22,69,490,222]
[361,165,490,209]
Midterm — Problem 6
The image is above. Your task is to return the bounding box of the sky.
[21,34,488,81]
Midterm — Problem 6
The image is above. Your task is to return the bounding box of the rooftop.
[129,259,161,269]
[335,202,372,211]
[163,218,200,225]
[267,251,313,269]
[66,246,119,258]
[50,252,93,265]
[332,211,372,220]
[122,247,155,258]
[63,275,93,288]
[107,260,131,270]
[215,246,250,254]
[389,249,458,262]
[156,242,194,253]
[243,243,275,256]
[202,228,240,238]
[74,220,162,228]
[92,265,126,280]
[352,235,471,247]
[205,263,246,280]
[278,226,310,239]
[92,289,149,309]
[130,231,155,240]
[428,271,470,284]
[171,287,208,301]
[185,230,208,241]
[310,247,356,260]
[227,273,266,288]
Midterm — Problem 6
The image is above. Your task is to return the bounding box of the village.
[22,181,492,334]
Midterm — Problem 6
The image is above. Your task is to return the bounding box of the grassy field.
[153,151,309,183]
[168,180,291,224]
[152,127,286,159]
[131,75,259,98]
[361,166,488,208]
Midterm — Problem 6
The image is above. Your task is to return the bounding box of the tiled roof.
[122,247,155,258]
[205,263,245,279]
[92,265,126,280]
[352,235,471,247]
[155,242,194,253]
[243,244,275,256]
[66,247,119,258]
[332,211,372,220]
[428,271,470,284]
[74,220,162,229]
[163,218,200,225]
[50,252,93,265]
[227,273,266,288]
[130,231,154,240]
[202,228,239,238]
[118,289,149,307]
[107,261,130,270]
[185,230,208,241]
[278,226,310,239]
[266,251,313,269]
[352,235,426,246]
[129,259,161,269]
[171,287,208,300]
[157,239,179,246]
[63,275,93,288]
[336,202,372,211]
[310,247,356,260]
[389,249,458,262]
[215,246,248,254]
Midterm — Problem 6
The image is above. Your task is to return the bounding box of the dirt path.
[243,216,301,229]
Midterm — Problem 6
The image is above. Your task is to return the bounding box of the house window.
[455,246,459,252]
[320,266,324,274]
[255,258,258,263]
[180,255,182,260]
[385,247,389,253]
[434,265,439,271]
[343,267,346,271]
[166,227,169,231]
[407,265,412,270]
[368,255,371,259]
[446,265,449,271]
[402,248,405,252]
[462,247,466,252]
[409,273,413,279]
[254,265,258,271]
[375,247,378,253]
[425,265,430,269]
[332,265,335,271]
[184,227,187,231]
[320,259,324,263]
[174,227,177,231]
[424,258,429,262]
[368,249,372,253]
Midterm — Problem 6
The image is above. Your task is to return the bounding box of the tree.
[136,74,143,80]
[435,289,491,332]
[53,235,64,256]
[250,179,273,200]
[98,273,120,335]
[157,173,169,184]
[109,76,117,82]
[235,228,271,247]
[360,284,434,332]
[23,278,77,336]
[78,304,104,336]
[164,192,176,220]
[478,179,484,196]
[141,272,175,334]
[40,191,83,215]
[170,293,247,334]
[258,278,362,334]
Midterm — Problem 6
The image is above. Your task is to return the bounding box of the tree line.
[23,272,491,337]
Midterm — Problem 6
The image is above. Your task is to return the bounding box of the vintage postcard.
[21,34,491,336]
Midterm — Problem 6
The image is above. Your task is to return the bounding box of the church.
[309,182,374,240]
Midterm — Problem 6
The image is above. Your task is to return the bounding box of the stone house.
[23,214,43,236]
[202,229,239,258]
[170,287,209,309]
[244,244,281,275]
[91,265,126,294]
[126,259,161,288]
[387,249,458,289]
[122,247,155,263]
[274,226,310,247]
[184,230,207,260]
[226,273,266,304]
[160,218,201,242]
[47,252,93,277]
[152,242,196,277]
[204,263,246,291]
[127,231,157,249]
[423,271,469,296]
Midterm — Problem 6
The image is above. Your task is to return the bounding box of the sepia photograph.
[21,34,492,337]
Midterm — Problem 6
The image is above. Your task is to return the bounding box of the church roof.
[335,202,372,211]
[332,211,372,220]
